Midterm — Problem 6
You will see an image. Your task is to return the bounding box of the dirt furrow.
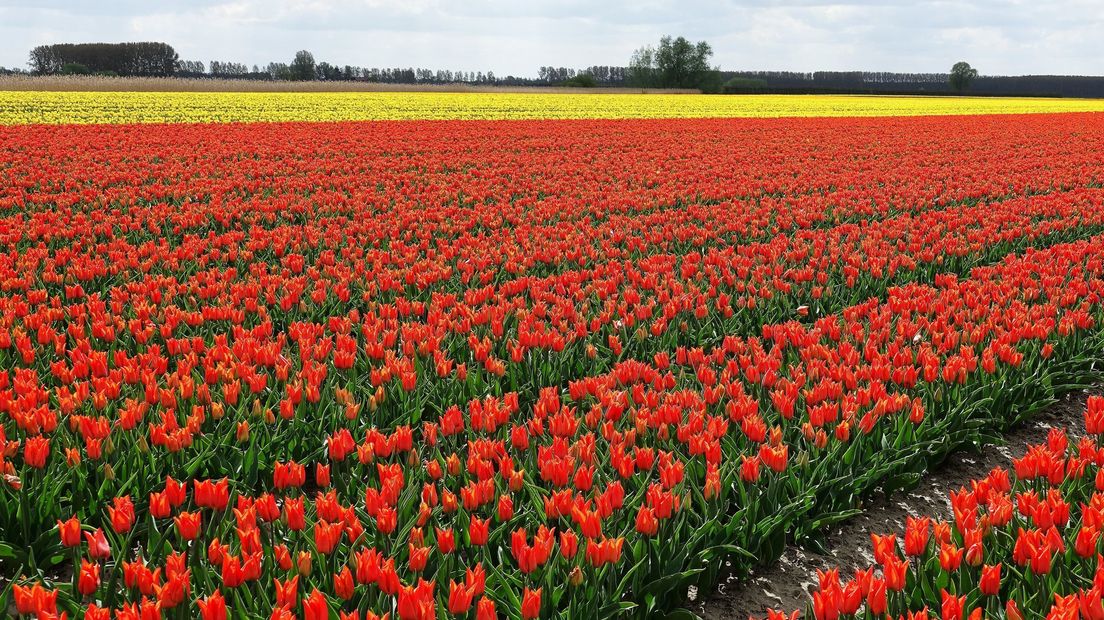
[694,387,1103,620]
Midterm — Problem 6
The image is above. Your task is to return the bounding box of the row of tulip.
[5,227,1104,618]
[4,92,1104,125]
[5,114,1104,618]
[766,395,1104,620]
[2,119,1104,536]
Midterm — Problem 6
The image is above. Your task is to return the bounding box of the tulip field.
[1,94,1104,620]
[4,91,1104,124]
[780,396,1104,620]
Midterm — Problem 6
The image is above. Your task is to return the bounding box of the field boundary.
[0,75,700,94]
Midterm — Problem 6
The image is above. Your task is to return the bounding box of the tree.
[267,62,292,80]
[627,45,657,88]
[655,36,713,89]
[29,45,60,74]
[949,61,978,92]
[290,50,315,81]
[628,36,717,90]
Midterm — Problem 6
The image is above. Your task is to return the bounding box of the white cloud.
[0,0,1101,75]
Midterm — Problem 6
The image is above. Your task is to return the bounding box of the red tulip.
[194,478,230,511]
[197,590,228,620]
[84,528,111,559]
[24,436,50,468]
[476,597,498,620]
[883,557,908,592]
[315,463,331,488]
[940,590,965,620]
[58,516,81,547]
[449,581,474,614]
[78,560,101,596]
[980,563,1001,596]
[469,516,489,546]
[740,455,761,483]
[497,495,514,521]
[521,587,542,620]
[1076,525,1100,558]
[174,511,202,541]
[867,579,887,615]
[436,526,455,554]
[303,588,329,620]
[334,566,354,600]
[84,604,112,620]
[13,583,58,616]
[812,589,839,620]
[938,543,963,572]
[635,506,659,536]
[274,576,298,609]
[284,498,305,531]
[108,496,135,533]
[904,516,931,556]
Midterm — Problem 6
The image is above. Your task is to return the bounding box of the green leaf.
[639,568,706,601]
[663,609,704,620]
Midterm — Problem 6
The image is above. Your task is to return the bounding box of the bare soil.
[694,387,1102,620]
[0,75,698,94]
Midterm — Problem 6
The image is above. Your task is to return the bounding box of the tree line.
[21,40,1104,97]
[716,68,1104,97]
[262,51,507,84]
[29,42,179,77]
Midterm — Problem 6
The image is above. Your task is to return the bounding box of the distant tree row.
[29,42,178,76]
[22,41,1104,97]
[242,51,508,84]
[538,66,627,85]
[716,65,1104,97]
[27,44,524,85]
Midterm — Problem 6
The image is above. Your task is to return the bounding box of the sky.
[1,0,1102,77]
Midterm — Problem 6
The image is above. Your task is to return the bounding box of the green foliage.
[28,42,178,77]
[628,46,657,88]
[562,73,598,88]
[628,35,717,91]
[949,61,979,92]
[722,77,768,93]
[290,50,316,81]
[698,70,724,94]
[60,63,90,75]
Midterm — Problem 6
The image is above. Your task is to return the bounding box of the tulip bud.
[568,566,584,587]
[510,470,525,492]
[965,542,983,567]
[297,551,312,576]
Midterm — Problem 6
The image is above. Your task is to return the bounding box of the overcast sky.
[1,1,1101,76]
